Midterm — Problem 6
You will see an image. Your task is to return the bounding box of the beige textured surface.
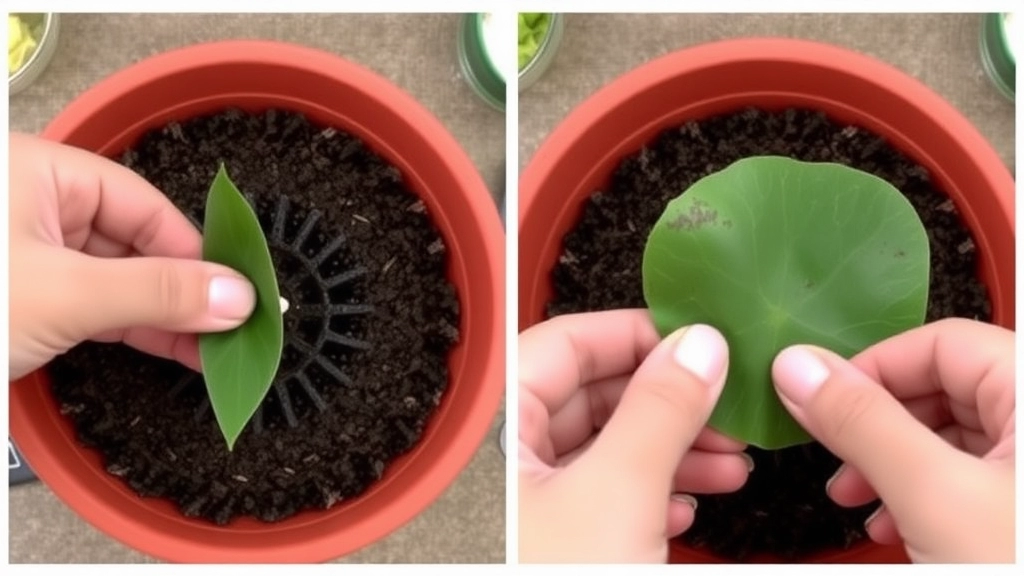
[8,13,505,564]
[519,13,1015,174]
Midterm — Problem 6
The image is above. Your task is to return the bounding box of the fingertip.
[865,506,902,546]
[666,494,697,538]
[692,426,748,452]
[670,324,728,386]
[740,451,755,473]
[827,463,881,508]
[671,492,698,510]
[824,464,844,498]
[207,273,257,324]
[673,451,750,494]
[772,345,831,405]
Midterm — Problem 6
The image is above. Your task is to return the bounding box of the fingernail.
[671,493,698,510]
[864,504,885,529]
[773,346,831,405]
[208,276,256,321]
[825,464,845,496]
[672,324,727,384]
[740,452,755,473]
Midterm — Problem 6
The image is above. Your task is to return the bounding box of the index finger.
[518,309,661,415]
[25,133,202,259]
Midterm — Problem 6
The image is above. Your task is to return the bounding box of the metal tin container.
[9,13,60,96]
[519,13,564,93]
[979,13,1015,101]
[457,13,505,112]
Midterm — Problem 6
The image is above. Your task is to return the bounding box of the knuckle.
[518,394,548,434]
[154,262,186,323]
[133,210,166,253]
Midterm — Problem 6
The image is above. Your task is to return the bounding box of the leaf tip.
[224,429,240,452]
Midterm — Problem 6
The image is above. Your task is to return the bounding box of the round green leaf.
[199,164,283,451]
[642,156,929,449]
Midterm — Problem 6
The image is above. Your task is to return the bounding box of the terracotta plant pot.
[10,40,505,563]
[519,38,1014,563]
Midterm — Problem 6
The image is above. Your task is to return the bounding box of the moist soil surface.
[548,108,991,561]
[49,108,460,525]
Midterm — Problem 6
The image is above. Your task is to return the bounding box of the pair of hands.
[519,310,1014,563]
[9,132,256,380]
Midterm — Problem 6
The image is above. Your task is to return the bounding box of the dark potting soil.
[547,108,991,561]
[49,109,460,524]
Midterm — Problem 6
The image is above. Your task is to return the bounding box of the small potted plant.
[519,38,1013,563]
[11,40,505,563]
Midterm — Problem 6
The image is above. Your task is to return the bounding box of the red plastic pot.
[519,38,1014,563]
[10,40,505,563]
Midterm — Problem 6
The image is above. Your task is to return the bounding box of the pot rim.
[12,39,505,563]
[519,36,1014,563]
[522,36,1013,230]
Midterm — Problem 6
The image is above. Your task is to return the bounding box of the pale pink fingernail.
[671,493,698,510]
[672,324,728,384]
[773,346,831,405]
[740,452,755,473]
[825,464,846,496]
[208,276,256,321]
[864,504,885,529]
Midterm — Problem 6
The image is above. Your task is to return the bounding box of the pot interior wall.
[520,56,1013,334]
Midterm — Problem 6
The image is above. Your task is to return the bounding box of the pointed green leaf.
[199,164,283,450]
[642,156,929,449]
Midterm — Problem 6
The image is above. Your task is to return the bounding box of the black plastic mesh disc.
[48,108,459,524]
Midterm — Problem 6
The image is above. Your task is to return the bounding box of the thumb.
[67,253,257,337]
[771,345,956,520]
[583,324,729,494]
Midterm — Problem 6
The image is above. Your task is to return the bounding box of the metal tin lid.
[457,13,505,112]
[980,13,1015,100]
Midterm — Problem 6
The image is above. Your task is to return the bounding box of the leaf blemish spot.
[667,200,718,231]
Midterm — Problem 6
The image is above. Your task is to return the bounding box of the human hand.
[519,309,751,563]
[772,318,1014,563]
[8,132,256,380]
